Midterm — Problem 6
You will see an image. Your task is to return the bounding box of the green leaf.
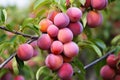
[34,0,52,10]
[72,58,85,80]
[78,41,102,57]
[6,24,13,31]
[0,9,7,23]
[12,58,19,75]
[92,39,107,51]
[58,0,67,12]
[111,34,120,45]
[15,55,24,73]
[79,0,86,5]
[81,12,87,28]
[36,66,52,80]
[73,58,85,74]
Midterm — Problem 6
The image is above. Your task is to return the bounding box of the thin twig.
[0,26,38,39]
[0,39,36,69]
[78,49,116,73]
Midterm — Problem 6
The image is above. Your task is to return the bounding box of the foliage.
[0,0,120,80]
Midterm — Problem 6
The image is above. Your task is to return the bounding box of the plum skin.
[47,24,59,37]
[51,41,64,55]
[58,63,73,80]
[66,7,82,22]
[91,0,108,10]
[17,43,33,61]
[37,34,52,50]
[45,54,63,70]
[100,65,115,79]
[58,28,73,43]
[68,21,83,36]
[14,75,25,80]
[54,13,70,28]
[87,11,103,28]
[64,41,79,58]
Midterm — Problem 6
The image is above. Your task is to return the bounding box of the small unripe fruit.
[68,21,83,36]
[45,54,63,70]
[87,11,103,28]
[51,41,63,55]
[100,65,115,79]
[58,28,73,43]
[37,34,52,50]
[66,7,82,22]
[17,44,33,61]
[39,19,53,32]
[14,75,25,80]
[54,13,70,28]
[91,0,108,10]
[106,54,118,68]
[47,25,59,37]
[64,42,79,58]
[58,63,73,80]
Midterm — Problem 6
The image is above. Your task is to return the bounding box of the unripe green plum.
[37,34,52,50]
[51,41,63,55]
[87,11,103,28]
[54,13,70,28]
[64,41,79,58]
[91,0,108,10]
[47,25,59,37]
[14,75,25,80]
[66,7,82,22]
[100,65,115,79]
[45,54,63,70]
[68,21,83,36]
[58,28,73,43]
[58,63,73,80]
[17,44,33,61]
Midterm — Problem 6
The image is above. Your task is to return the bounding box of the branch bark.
[0,26,38,39]
[78,49,116,73]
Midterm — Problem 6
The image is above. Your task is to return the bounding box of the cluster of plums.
[100,54,120,80]
[38,6,84,80]
[83,0,108,28]
[16,6,83,79]
[13,0,109,79]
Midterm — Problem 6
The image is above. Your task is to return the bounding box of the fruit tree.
[0,0,120,80]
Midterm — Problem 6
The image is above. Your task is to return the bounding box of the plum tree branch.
[0,39,36,69]
[78,49,116,73]
[0,26,38,39]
